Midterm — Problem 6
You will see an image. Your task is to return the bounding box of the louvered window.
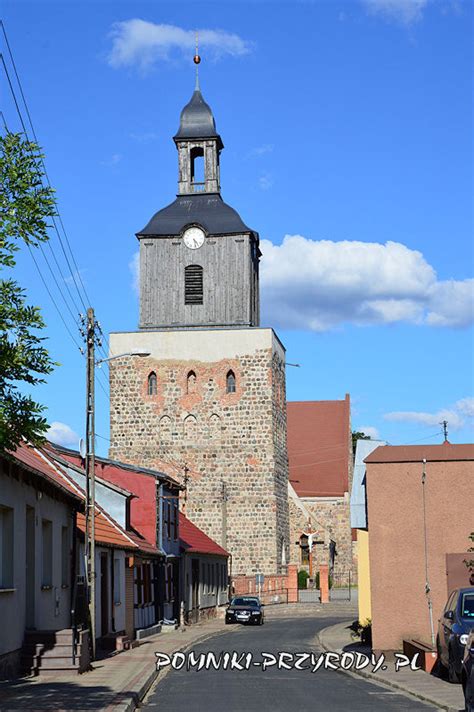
[185,265,203,305]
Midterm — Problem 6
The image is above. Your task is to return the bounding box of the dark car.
[462,630,474,712]
[225,596,264,625]
[437,587,474,683]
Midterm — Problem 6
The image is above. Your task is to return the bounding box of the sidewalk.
[0,619,228,712]
[317,620,465,712]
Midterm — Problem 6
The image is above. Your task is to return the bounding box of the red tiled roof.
[8,442,83,502]
[287,397,351,497]
[76,510,138,550]
[179,512,229,557]
[365,442,474,464]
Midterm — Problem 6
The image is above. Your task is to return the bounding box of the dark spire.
[173,85,222,145]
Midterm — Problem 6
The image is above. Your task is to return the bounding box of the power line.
[1,20,92,310]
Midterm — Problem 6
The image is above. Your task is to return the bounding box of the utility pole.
[84,307,98,660]
[440,420,448,442]
[221,481,228,549]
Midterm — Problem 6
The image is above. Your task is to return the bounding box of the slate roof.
[287,396,351,497]
[137,193,255,239]
[179,512,229,557]
[365,442,474,463]
[174,87,222,146]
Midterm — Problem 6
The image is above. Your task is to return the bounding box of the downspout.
[421,458,435,647]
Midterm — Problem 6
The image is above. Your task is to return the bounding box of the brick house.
[364,442,474,653]
[287,395,354,580]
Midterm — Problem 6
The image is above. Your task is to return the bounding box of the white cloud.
[361,0,429,25]
[247,144,274,158]
[101,153,122,167]
[107,20,252,70]
[259,173,274,190]
[47,421,79,447]
[384,397,474,431]
[358,425,380,439]
[130,251,139,294]
[260,235,474,331]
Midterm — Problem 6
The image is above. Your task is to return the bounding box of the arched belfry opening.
[190,146,205,188]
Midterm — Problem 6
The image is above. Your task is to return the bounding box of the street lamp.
[84,304,150,660]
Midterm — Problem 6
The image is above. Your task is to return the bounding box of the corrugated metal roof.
[179,512,229,557]
[287,397,351,497]
[365,442,474,463]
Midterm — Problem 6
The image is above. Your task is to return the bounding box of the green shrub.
[297,569,309,589]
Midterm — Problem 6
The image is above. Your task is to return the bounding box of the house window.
[184,265,203,305]
[61,526,69,586]
[226,370,236,394]
[0,506,13,589]
[42,519,53,587]
[186,370,197,394]
[163,499,170,541]
[166,563,174,602]
[172,499,178,541]
[167,501,172,540]
[147,372,157,396]
[114,558,121,605]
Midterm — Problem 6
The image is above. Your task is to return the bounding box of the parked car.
[225,596,264,625]
[462,630,474,712]
[437,587,474,683]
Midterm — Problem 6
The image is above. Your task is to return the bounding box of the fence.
[330,568,352,601]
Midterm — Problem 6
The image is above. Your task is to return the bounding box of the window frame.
[147,372,157,396]
[226,370,236,394]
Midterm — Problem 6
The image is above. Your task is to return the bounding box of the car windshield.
[460,592,474,619]
[231,597,259,607]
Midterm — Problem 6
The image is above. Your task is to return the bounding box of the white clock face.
[183,226,205,250]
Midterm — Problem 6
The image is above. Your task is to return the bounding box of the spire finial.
[193,29,201,89]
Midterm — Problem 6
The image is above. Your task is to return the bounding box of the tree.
[352,430,371,455]
[0,131,57,451]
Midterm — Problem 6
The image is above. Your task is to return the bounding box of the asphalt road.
[143,616,441,711]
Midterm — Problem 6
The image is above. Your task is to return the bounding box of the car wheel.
[448,648,461,684]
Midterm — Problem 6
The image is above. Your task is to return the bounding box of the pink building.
[365,443,474,652]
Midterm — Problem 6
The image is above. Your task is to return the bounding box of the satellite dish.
[79,438,86,459]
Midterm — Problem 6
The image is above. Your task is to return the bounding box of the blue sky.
[2,0,473,454]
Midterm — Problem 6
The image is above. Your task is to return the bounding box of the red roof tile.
[76,510,138,550]
[287,397,351,497]
[179,512,229,557]
[8,442,82,502]
[365,442,474,464]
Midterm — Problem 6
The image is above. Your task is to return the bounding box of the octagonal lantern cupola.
[173,76,223,195]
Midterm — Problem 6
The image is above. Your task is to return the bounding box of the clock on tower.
[137,77,261,331]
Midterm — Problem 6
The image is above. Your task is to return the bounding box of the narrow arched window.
[147,372,157,396]
[226,370,236,394]
[184,265,203,305]
[187,370,196,394]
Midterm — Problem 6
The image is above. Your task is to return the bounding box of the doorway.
[25,506,35,629]
[100,553,109,637]
[191,558,200,623]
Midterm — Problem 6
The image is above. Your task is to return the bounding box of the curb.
[317,624,460,712]
[109,625,230,712]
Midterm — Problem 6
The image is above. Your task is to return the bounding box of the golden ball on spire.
[193,54,201,64]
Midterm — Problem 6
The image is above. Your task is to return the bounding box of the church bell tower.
[110,68,289,578]
[137,77,260,331]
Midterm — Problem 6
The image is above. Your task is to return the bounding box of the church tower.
[109,75,289,577]
[138,77,260,331]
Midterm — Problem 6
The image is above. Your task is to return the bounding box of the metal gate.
[330,569,352,601]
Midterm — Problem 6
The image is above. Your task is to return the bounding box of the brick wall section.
[109,335,289,577]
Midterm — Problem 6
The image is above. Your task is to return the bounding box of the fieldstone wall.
[109,337,289,577]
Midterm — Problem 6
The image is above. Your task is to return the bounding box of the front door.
[100,553,109,637]
[25,506,35,628]
[191,558,200,623]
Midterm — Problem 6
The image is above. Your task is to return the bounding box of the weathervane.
[194,29,201,88]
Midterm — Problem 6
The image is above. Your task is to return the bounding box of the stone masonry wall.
[109,341,290,576]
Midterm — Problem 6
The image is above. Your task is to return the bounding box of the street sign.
[255,573,264,587]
